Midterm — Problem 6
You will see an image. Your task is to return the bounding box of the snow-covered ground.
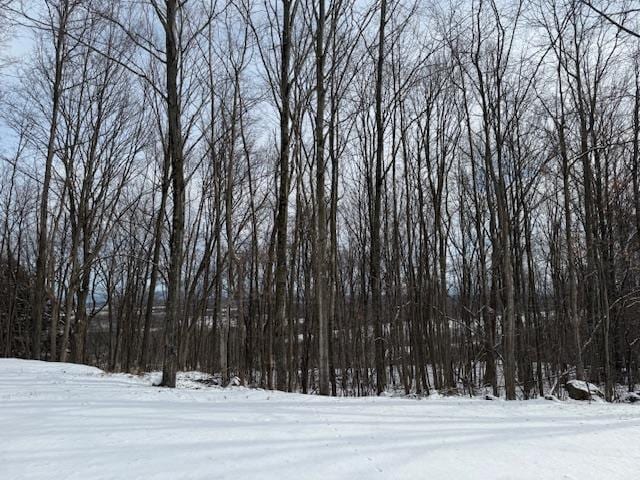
[1,359,639,480]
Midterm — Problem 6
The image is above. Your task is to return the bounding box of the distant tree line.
[1,0,640,400]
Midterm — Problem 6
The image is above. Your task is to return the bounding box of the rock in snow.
[624,392,640,403]
[565,379,604,401]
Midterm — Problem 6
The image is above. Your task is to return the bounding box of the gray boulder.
[565,380,604,401]
[624,392,640,403]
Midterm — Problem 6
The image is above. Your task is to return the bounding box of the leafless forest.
[1,0,639,401]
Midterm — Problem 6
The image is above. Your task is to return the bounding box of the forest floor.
[1,359,640,480]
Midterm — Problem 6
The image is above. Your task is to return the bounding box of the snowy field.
[1,359,639,480]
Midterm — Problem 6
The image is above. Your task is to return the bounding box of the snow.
[1,359,640,480]
[566,379,601,391]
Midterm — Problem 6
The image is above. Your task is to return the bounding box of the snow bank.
[1,359,639,480]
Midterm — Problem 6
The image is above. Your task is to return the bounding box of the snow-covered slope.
[1,359,639,480]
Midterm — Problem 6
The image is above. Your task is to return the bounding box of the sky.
[1,11,35,158]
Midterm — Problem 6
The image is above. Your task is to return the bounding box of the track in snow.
[1,359,639,480]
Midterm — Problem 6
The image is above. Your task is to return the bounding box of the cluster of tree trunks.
[1,0,640,400]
